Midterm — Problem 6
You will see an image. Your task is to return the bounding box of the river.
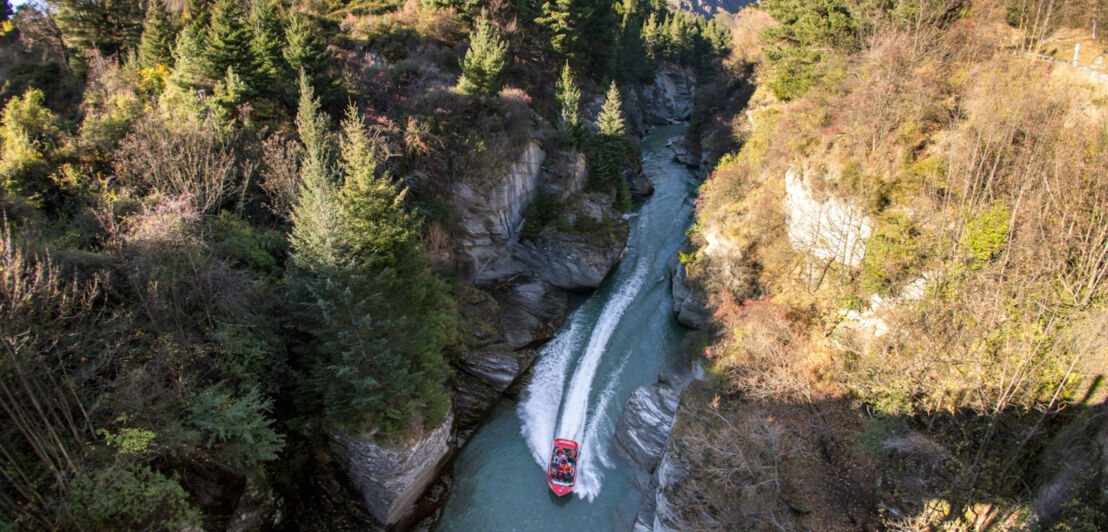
[436,124,699,531]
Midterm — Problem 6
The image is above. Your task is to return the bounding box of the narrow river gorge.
[436,124,699,531]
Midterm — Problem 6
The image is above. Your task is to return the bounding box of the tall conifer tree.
[456,18,508,97]
[593,81,631,210]
[284,13,333,101]
[138,0,176,68]
[205,0,260,95]
[169,20,208,91]
[251,0,288,93]
[536,0,588,67]
[556,62,581,140]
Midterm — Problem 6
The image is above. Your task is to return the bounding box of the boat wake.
[517,264,649,501]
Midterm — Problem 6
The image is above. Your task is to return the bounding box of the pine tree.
[138,0,176,68]
[288,70,338,272]
[284,12,333,102]
[582,0,618,76]
[536,0,589,67]
[251,0,288,94]
[597,81,625,136]
[169,20,208,91]
[287,92,454,434]
[212,66,247,125]
[641,13,663,61]
[329,108,453,434]
[592,81,629,203]
[204,0,260,95]
[555,62,581,141]
[53,0,145,69]
[456,18,508,97]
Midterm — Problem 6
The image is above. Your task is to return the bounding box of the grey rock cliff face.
[453,140,546,284]
[670,259,710,329]
[640,66,695,126]
[327,410,454,528]
[621,377,695,532]
[614,378,682,474]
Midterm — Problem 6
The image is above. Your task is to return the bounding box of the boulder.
[228,479,282,532]
[670,259,710,330]
[614,379,682,474]
[627,168,656,199]
[327,410,454,529]
[493,280,569,349]
[666,137,699,168]
[515,197,629,292]
[456,347,537,394]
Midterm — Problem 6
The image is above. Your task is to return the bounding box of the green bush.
[186,385,284,478]
[210,211,288,281]
[69,465,200,530]
[861,214,926,296]
[760,0,858,101]
[961,202,1010,268]
[0,89,66,196]
[521,190,563,240]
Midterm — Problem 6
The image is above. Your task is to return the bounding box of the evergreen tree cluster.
[54,0,336,121]
[534,0,730,81]
[641,9,730,68]
[759,0,859,100]
[289,76,454,435]
[535,0,621,76]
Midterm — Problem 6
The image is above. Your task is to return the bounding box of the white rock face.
[452,141,546,282]
[327,410,454,528]
[784,167,872,267]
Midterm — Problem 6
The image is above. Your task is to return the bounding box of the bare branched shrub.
[712,299,812,402]
[0,222,101,528]
[114,116,240,213]
[112,195,242,342]
[259,133,300,218]
[672,396,802,531]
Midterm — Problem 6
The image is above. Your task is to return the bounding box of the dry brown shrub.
[727,8,776,66]
[711,299,813,403]
[259,133,300,218]
[114,116,241,213]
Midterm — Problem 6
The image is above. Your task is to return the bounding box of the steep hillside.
[662,1,1108,530]
[0,0,731,529]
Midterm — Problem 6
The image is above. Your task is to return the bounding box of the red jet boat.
[546,439,579,496]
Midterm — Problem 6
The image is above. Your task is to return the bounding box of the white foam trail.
[518,313,584,467]
[574,354,628,500]
[518,262,650,500]
[556,264,649,443]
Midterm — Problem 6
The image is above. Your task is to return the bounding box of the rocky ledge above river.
[326,409,455,530]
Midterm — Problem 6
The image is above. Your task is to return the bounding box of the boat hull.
[546,438,578,497]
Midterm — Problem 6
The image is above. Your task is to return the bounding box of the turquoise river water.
[436,124,699,531]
